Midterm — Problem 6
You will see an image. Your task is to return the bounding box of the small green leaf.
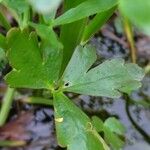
[54,0,118,26]
[5,28,62,89]
[92,116,125,150]
[104,117,125,135]
[53,92,109,150]
[28,0,62,14]
[92,116,104,132]
[119,0,150,34]
[62,45,144,98]
[104,127,124,150]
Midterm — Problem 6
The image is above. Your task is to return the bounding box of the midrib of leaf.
[63,74,134,90]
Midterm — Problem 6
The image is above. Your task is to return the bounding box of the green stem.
[123,17,137,63]
[22,97,53,106]
[0,87,15,126]
[20,9,30,30]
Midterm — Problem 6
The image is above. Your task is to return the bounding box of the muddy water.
[0,27,150,150]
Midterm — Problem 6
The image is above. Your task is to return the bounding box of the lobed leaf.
[5,28,62,89]
[53,92,109,150]
[62,45,144,98]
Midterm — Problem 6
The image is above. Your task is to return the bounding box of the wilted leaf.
[53,92,109,150]
[5,28,62,89]
[62,45,144,98]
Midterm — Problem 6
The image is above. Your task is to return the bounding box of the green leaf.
[0,47,5,59]
[62,45,144,98]
[0,33,6,50]
[53,92,109,150]
[104,127,124,150]
[23,97,53,106]
[92,116,104,132]
[3,0,29,14]
[92,116,125,150]
[0,51,7,70]
[119,0,150,34]
[28,0,62,14]
[0,10,11,30]
[5,28,62,89]
[29,23,63,50]
[103,118,125,149]
[104,117,125,135]
[54,0,118,26]
[2,0,29,28]
[0,34,7,69]
[82,6,116,43]
[59,0,87,74]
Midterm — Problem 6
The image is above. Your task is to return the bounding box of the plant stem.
[0,87,15,126]
[0,140,26,147]
[123,17,137,63]
[22,97,53,106]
